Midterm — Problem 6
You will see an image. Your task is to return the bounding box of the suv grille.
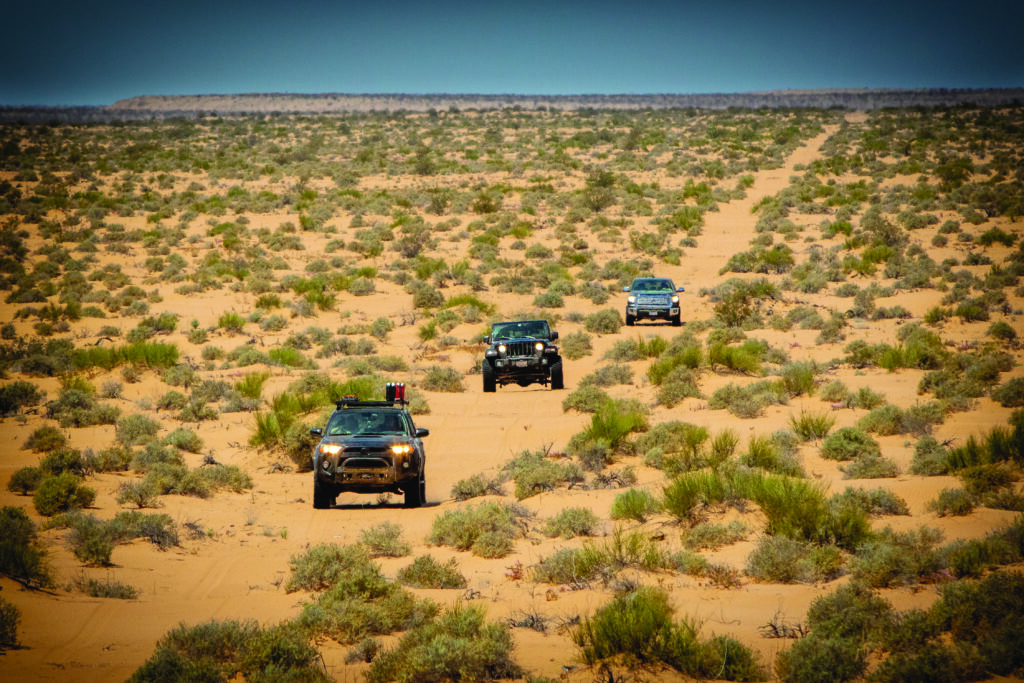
[504,341,537,357]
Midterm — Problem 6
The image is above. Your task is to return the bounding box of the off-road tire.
[549,361,564,390]
[482,359,497,393]
[671,313,682,327]
[625,313,635,326]
[313,477,335,509]
[404,469,426,508]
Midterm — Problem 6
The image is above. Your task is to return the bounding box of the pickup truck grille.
[504,341,536,357]
[637,294,669,306]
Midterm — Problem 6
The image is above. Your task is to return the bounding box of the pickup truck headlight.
[627,295,636,304]
[672,295,679,303]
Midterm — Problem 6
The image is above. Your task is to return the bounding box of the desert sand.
[1,108,1022,682]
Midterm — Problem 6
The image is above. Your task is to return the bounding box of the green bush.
[820,427,879,461]
[429,501,529,558]
[450,473,503,501]
[831,486,909,516]
[851,526,946,587]
[0,380,46,416]
[504,448,583,498]
[841,453,901,479]
[33,472,96,516]
[0,595,21,650]
[359,522,412,558]
[584,308,623,334]
[745,535,843,584]
[365,603,522,683]
[572,586,767,680]
[609,488,661,522]
[789,410,835,441]
[286,543,375,593]
[992,377,1024,408]
[116,480,161,509]
[116,413,161,446]
[420,365,464,392]
[7,466,44,495]
[396,555,467,589]
[741,434,804,477]
[929,488,976,516]
[858,404,905,435]
[543,507,600,538]
[0,506,52,587]
[561,385,610,413]
[682,520,748,550]
[560,330,593,359]
[23,425,66,452]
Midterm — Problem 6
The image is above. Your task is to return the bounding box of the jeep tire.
[482,359,496,392]
[550,361,564,390]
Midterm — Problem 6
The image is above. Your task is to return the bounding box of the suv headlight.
[391,443,413,455]
[319,444,342,455]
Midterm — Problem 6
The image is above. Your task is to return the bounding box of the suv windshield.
[326,410,406,436]
[491,321,550,341]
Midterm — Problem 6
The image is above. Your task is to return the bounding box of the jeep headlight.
[320,443,342,456]
[534,342,544,352]
[391,443,413,456]
[497,344,507,354]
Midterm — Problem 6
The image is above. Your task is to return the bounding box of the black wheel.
[549,361,564,390]
[671,313,682,327]
[625,313,635,326]
[404,469,425,508]
[482,359,496,393]
[313,477,335,509]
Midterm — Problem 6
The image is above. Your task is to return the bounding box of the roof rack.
[334,383,407,409]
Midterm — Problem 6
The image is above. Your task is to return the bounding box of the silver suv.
[624,277,684,326]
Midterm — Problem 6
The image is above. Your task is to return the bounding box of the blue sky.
[3,0,1022,106]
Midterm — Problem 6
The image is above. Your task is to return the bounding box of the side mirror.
[416,427,430,437]
[549,331,558,341]
[677,287,685,293]
[482,336,490,344]
[310,427,323,437]
[622,287,631,292]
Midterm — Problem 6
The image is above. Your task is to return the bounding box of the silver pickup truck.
[623,277,684,326]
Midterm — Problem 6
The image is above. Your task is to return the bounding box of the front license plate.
[514,360,529,367]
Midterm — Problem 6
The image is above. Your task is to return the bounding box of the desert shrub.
[635,420,711,474]
[286,543,373,593]
[106,511,179,550]
[858,404,905,435]
[0,506,52,587]
[7,466,44,495]
[745,535,843,584]
[851,526,946,588]
[709,380,788,418]
[779,361,819,397]
[359,522,412,558]
[429,501,529,558]
[543,507,600,538]
[39,447,87,477]
[584,308,623,334]
[579,363,633,387]
[195,464,252,493]
[450,473,503,501]
[929,488,976,517]
[818,380,849,404]
[820,427,879,461]
[162,427,203,453]
[0,380,46,416]
[661,469,736,523]
[741,435,804,477]
[156,390,187,411]
[991,377,1024,408]
[561,384,610,413]
[831,486,909,516]
[610,488,661,522]
[503,448,583,498]
[789,410,835,441]
[572,585,767,680]
[560,330,593,359]
[656,367,702,407]
[957,464,1015,497]
[571,400,648,456]
[116,480,161,509]
[63,513,115,566]
[131,442,184,472]
[23,425,66,452]
[911,435,950,475]
[365,603,522,683]
[71,575,138,599]
[0,595,21,650]
[841,453,900,479]
[396,555,467,589]
[33,472,96,516]
[420,365,464,392]
[682,520,748,550]
[116,413,161,446]
[851,386,886,410]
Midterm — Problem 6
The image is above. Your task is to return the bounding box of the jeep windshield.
[491,321,550,341]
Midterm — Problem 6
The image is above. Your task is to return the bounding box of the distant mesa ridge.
[3,89,1023,122]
